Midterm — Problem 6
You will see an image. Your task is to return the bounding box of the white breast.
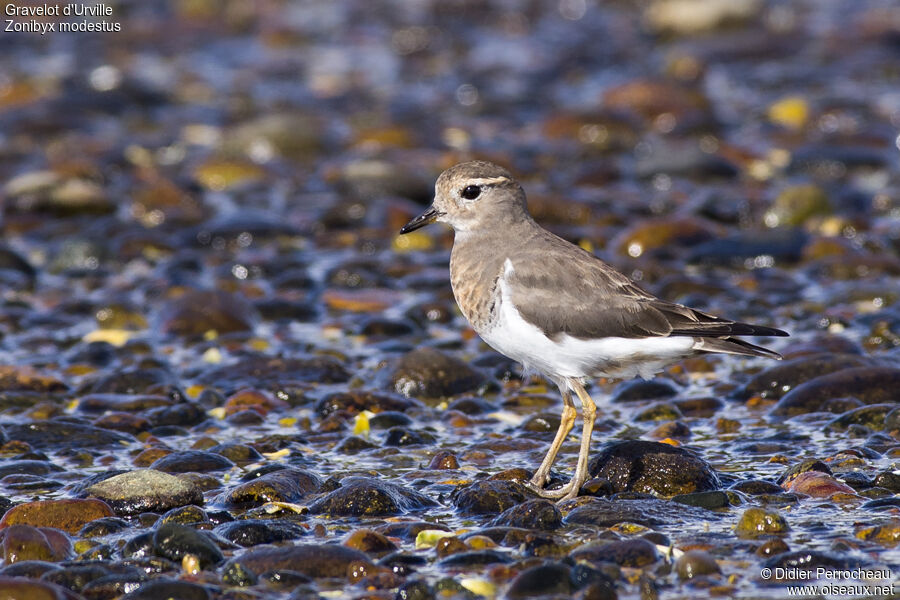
[478,259,696,380]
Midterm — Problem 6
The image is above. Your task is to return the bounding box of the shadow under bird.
[400,161,788,500]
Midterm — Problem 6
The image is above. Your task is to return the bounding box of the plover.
[400,161,787,500]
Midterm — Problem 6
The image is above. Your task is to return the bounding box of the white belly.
[479,269,696,381]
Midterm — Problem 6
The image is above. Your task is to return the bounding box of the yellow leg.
[527,387,576,489]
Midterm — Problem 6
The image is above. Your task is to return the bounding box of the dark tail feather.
[692,337,783,360]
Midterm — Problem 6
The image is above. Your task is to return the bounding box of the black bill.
[400,206,441,234]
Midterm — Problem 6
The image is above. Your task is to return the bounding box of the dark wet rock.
[79,516,130,538]
[872,471,900,493]
[673,397,723,417]
[490,499,562,530]
[0,525,72,563]
[343,528,398,556]
[675,550,721,580]
[687,229,808,267]
[214,519,307,547]
[635,402,683,421]
[89,367,182,397]
[309,477,435,516]
[521,413,560,433]
[41,564,117,593]
[368,411,414,429]
[580,477,616,498]
[158,289,258,336]
[160,505,209,525]
[506,562,573,598]
[335,435,377,454]
[209,442,263,464]
[0,576,74,600]
[453,480,535,516]
[84,469,204,516]
[0,498,113,534]
[254,298,318,322]
[390,348,485,399]
[1,420,134,450]
[437,550,512,568]
[735,508,789,539]
[152,522,223,568]
[434,536,468,558]
[0,460,64,478]
[770,367,900,416]
[757,538,791,557]
[198,354,351,391]
[428,451,460,470]
[384,427,435,446]
[588,441,719,495]
[671,490,733,509]
[121,579,211,600]
[149,451,234,474]
[612,379,678,402]
[826,404,896,432]
[146,402,207,427]
[396,579,435,600]
[0,365,67,392]
[575,538,660,568]
[777,459,831,485]
[736,353,871,400]
[316,390,420,417]
[360,317,418,337]
[222,544,372,583]
[447,397,496,414]
[730,480,783,495]
[121,531,154,559]
[221,468,322,508]
[76,393,173,413]
[565,497,722,528]
[379,552,428,576]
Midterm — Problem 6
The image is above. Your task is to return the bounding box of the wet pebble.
[735,508,789,539]
[770,367,900,416]
[309,477,436,516]
[390,348,485,398]
[736,353,871,400]
[0,525,72,563]
[221,468,322,508]
[565,497,722,528]
[84,469,204,516]
[214,519,305,547]
[452,481,534,516]
[121,579,211,600]
[158,289,258,336]
[572,538,659,568]
[588,441,719,495]
[223,544,373,584]
[343,528,399,556]
[612,379,678,402]
[490,499,562,530]
[152,522,224,568]
[675,550,721,580]
[316,391,420,417]
[0,498,113,534]
[149,450,235,474]
[2,420,134,450]
[0,576,74,600]
[506,562,573,598]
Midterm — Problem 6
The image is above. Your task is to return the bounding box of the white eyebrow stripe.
[466,176,510,186]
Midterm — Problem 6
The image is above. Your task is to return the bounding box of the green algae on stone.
[735,507,789,539]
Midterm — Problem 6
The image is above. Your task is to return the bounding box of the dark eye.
[461,185,481,200]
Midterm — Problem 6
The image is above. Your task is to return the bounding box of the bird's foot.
[524,480,577,500]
